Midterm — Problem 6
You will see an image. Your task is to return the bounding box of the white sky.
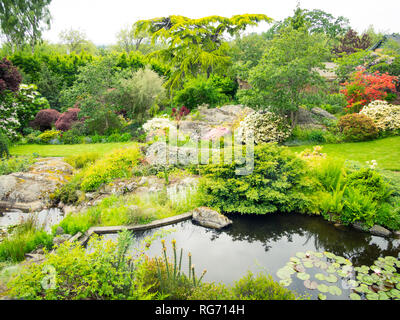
[42,0,400,45]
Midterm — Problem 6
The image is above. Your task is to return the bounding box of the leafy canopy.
[134,14,272,91]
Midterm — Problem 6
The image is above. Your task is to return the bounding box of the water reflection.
[104,212,400,298]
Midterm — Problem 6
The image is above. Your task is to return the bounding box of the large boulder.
[0,157,73,212]
[191,207,232,230]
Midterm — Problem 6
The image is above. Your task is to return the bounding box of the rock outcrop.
[191,207,232,230]
[0,157,73,212]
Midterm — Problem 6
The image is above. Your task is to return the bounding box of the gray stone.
[352,222,367,232]
[311,107,337,120]
[394,231,400,239]
[55,226,65,236]
[0,158,73,212]
[369,225,392,237]
[191,207,232,230]
[53,234,72,246]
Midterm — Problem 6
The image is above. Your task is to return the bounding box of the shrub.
[0,92,21,139]
[30,109,61,131]
[37,130,61,143]
[173,76,230,110]
[189,272,299,300]
[55,108,81,131]
[0,58,22,93]
[0,132,9,158]
[341,68,398,112]
[338,113,378,142]
[80,146,141,191]
[345,168,392,202]
[237,111,292,144]
[5,232,155,300]
[106,132,132,143]
[108,68,166,122]
[14,84,50,129]
[231,271,298,300]
[0,156,35,175]
[60,130,83,144]
[65,152,100,169]
[360,100,400,133]
[199,143,313,214]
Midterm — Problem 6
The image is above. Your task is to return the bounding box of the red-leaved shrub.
[30,109,61,131]
[55,108,81,131]
[341,67,399,113]
[0,58,22,93]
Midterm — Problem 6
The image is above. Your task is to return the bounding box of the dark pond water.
[104,213,400,300]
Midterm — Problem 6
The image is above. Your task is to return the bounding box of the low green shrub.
[173,75,230,110]
[37,129,61,143]
[80,145,141,191]
[0,155,35,175]
[60,130,83,144]
[199,143,313,214]
[64,152,100,169]
[189,272,299,300]
[5,232,155,300]
[338,113,379,142]
[345,168,392,202]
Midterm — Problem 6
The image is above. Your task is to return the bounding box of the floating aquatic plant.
[276,251,400,300]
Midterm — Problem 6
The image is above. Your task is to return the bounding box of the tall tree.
[333,29,372,56]
[0,0,52,52]
[116,24,151,54]
[238,26,327,128]
[134,14,272,93]
[59,28,97,54]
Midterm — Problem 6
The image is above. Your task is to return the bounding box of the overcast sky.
[42,0,400,45]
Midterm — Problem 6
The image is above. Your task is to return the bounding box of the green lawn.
[10,142,137,157]
[289,136,400,171]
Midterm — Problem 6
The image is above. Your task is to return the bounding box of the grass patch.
[10,142,138,157]
[289,136,400,171]
[59,186,202,235]
[0,219,53,263]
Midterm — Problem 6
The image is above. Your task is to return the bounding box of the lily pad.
[328,285,342,296]
[350,293,361,300]
[317,284,329,293]
[315,273,326,281]
[304,279,318,290]
[326,266,337,274]
[366,292,379,300]
[326,275,338,283]
[277,267,293,280]
[296,252,306,259]
[324,252,336,260]
[378,292,389,300]
[303,261,314,268]
[294,264,306,273]
[297,272,310,281]
[279,278,292,287]
[318,293,327,300]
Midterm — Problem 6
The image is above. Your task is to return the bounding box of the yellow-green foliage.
[37,130,61,143]
[59,186,202,235]
[80,146,141,191]
[65,152,100,169]
[5,234,155,300]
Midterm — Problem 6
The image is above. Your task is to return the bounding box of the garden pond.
[103,213,400,300]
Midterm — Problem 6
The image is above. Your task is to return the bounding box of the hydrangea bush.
[237,111,292,144]
[0,96,21,139]
[360,100,400,132]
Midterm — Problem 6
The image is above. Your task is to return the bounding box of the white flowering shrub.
[142,117,177,136]
[360,100,400,132]
[0,98,21,139]
[237,111,292,144]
